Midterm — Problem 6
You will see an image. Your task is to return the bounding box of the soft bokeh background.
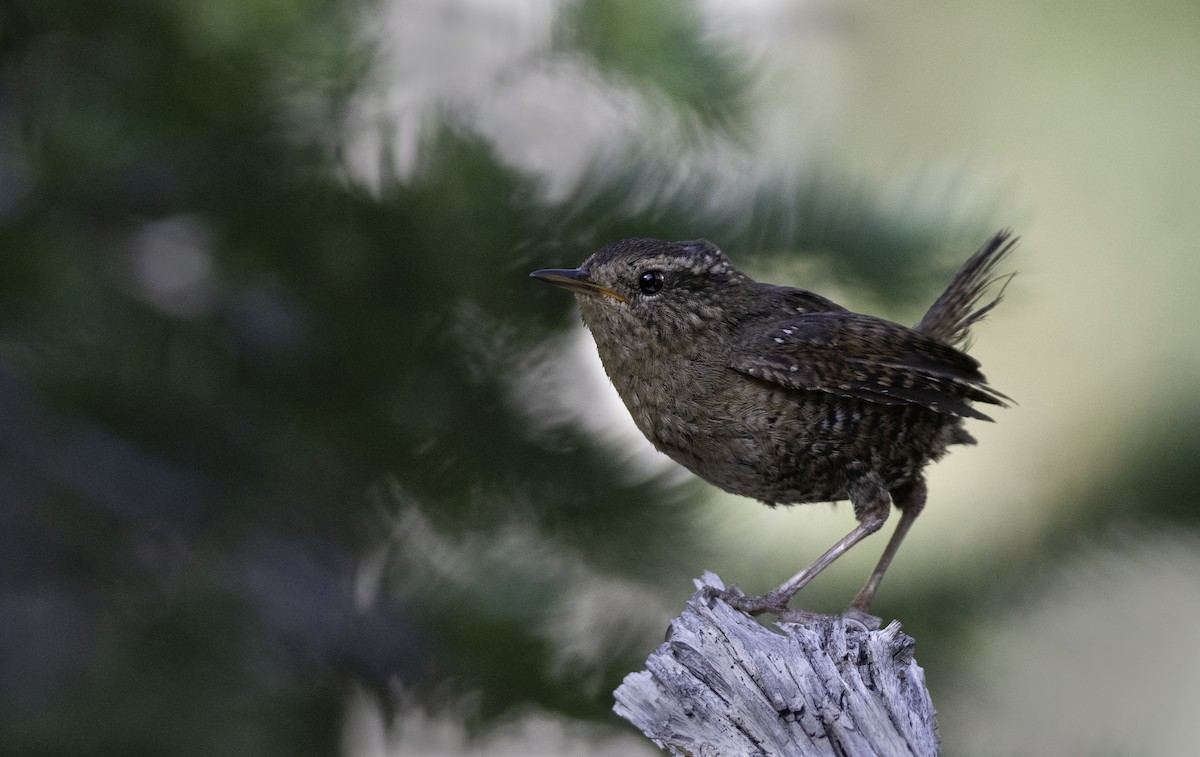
[3,0,1199,754]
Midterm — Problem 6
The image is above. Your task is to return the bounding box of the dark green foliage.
[559,0,748,132]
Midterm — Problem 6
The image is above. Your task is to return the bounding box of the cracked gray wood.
[613,573,939,756]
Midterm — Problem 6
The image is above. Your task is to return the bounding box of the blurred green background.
[3,0,1199,754]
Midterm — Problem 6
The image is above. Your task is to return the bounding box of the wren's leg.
[723,471,891,616]
[848,477,927,613]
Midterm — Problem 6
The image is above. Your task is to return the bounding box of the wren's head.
[530,238,749,353]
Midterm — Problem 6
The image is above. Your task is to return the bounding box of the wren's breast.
[599,349,808,500]
[669,378,861,504]
[609,354,955,506]
[583,314,814,499]
[605,353,711,458]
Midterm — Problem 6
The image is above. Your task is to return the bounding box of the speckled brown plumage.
[531,232,1014,614]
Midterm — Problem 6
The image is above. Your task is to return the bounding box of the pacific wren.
[531,232,1013,614]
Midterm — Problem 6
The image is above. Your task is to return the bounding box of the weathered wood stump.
[613,573,938,756]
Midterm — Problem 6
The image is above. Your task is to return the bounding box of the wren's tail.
[916,231,1017,347]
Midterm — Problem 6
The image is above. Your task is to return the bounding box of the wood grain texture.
[613,573,938,756]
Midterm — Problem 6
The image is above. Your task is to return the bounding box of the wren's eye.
[638,270,666,295]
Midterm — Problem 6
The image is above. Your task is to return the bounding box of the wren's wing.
[729,311,1009,420]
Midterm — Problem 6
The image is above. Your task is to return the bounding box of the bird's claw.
[705,585,848,625]
[706,586,793,617]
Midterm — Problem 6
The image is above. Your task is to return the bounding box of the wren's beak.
[529,268,627,302]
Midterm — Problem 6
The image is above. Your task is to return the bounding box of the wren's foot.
[704,585,819,621]
[713,585,788,615]
[703,585,880,627]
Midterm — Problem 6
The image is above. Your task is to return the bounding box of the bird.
[530,232,1014,615]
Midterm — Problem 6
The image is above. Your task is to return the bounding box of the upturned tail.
[916,231,1017,347]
